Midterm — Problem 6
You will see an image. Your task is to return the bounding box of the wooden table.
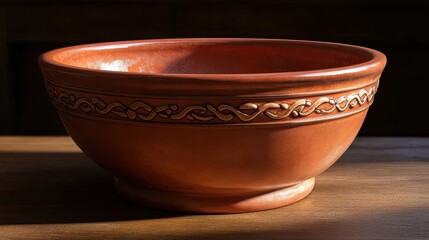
[0,137,428,240]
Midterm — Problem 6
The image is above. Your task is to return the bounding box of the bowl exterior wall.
[58,109,367,195]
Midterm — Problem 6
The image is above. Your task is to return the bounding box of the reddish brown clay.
[39,38,386,213]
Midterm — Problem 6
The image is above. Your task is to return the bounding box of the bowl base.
[114,177,315,213]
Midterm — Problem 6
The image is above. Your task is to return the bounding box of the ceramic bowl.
[39,38,386,213]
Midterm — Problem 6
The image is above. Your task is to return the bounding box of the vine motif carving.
[47,84,377,122]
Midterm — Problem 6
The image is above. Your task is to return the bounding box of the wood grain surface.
[0,137,428,240]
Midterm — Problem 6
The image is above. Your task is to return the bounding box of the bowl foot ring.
[114,177,315,214]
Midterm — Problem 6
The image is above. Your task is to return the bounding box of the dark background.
[0,0,428,136]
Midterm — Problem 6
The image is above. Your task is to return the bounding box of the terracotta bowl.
[39,38,386,213]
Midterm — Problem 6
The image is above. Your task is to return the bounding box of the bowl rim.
[39,38,387,83]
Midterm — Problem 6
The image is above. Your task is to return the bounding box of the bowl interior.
[51,40,374,75]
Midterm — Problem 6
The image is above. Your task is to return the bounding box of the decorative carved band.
[47,83,377,123]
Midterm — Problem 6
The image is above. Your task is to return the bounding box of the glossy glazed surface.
[39,38,386,213]
[52,40,372,74]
